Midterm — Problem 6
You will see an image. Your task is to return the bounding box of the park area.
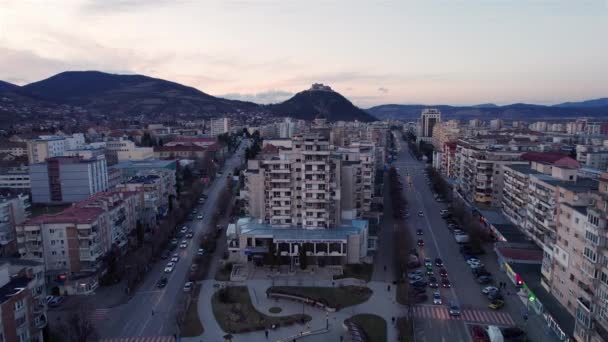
[267,285,372,309]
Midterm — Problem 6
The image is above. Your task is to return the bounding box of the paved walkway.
[184,278,404,342]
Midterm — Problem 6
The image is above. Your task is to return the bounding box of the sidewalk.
[184,279,404,342]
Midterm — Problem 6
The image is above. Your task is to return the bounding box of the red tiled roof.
[521,152,580,168]
[24,206,104,225]
[173,137,216,143]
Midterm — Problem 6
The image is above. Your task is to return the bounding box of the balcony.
[35,314,47,329]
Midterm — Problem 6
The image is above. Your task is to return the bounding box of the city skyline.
[1,0,607,107]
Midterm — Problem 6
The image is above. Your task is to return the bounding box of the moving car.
[439,268,448,277]
[183,282,193,292]
[434,258,443,267]
[171,255,180,263]
[424,258,432,267]
[180,241,188,249]
[428,276,439,288]
[417,239,425,247]
[418,211,424,217]
[416,229,423,236]
[441,278,452,288]
[433,291,442,305]
[157,277,168,288]
[448,302,461,316]
[197,215,204,220]
[197,248,205,256]
[488,299,505,310]
[164,262,175,273]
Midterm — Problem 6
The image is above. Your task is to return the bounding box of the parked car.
[164,262,175,273]
[471,326,489,342]
[157,277,168,288]
[160,251,169,260]
[488,299,505,310]
[197,215,204,220]
[488,291,504,301]
[183,282,193,292]
[502,327,525,339]
[409,275,424,284]
[408,270,424,278]
[433,291,442,305]
[197,248,205,256]
[482,286,499,295]
[448,302,461,316]
[171,255,180,263]
[411,280,427,288]
[477,275,493,284]
[47,296,64,307]
[180,240,188,248]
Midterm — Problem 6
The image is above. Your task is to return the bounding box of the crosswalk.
[89,308,112,321]
[411,305,516,326]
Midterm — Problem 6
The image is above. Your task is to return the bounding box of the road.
[94,140,249,339]
[391,132,519,342]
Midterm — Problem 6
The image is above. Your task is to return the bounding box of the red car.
[439,268,448,277]
[470,326,489,342]
[417,239,425,246]
[441,278,451,288]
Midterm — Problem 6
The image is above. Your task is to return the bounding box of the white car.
[183,282,193,292]
[433,291,442,305]
[164,262,175,273]
[171,256,180,263]
[418,211,424,217]
[482,286,499,295]
[197,248,205,256]
[197,215,204,220]
[466,258,481,265]
[180,241,188,249]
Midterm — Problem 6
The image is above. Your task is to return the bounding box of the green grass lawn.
[212,286,310,334]
[180,285,204,337]
[349,314,387,342]
[268,285,372,309]
[334,263,374,282]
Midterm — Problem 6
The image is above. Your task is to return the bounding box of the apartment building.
[455,140,527,206]
[0,163,29,191]
[115,170,176,224]
[29,155,109,204]
[417,108,441,143]
[105,137,154,162]
[154,144,207,159]
[0,194,30,256]
[244,133,341,228]
[209,117,230,137]
[16,191,143,294]
[0,141,27,157]
[0,260,47,342]
[431,120,462,151]
[26,133,85,164]
[335,143,376,219]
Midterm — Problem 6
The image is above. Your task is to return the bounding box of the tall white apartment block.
[209,117,230,137]
[417,108,441,143]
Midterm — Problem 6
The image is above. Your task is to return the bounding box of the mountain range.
[0,71,376,122]
[1,70,606,123]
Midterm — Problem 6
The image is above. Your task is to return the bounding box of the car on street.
[171,238,178,245]
[447,223,459,230]
[197,215,204,220]
[428,276,439,288]
[441,278,452,288]
[434,258,443,267]
[488,291,504,301]
[488,299,505,310]
[164,262,175,273]
[482,286,499,295]
[409,275,424,284]
[157,277,168,288]
[47,296,64,307]
[477,275,493,284]
[411,280,427,288]
[197,248,205,256]
[473,268,492,278]
[183,282,193,292]
[470,326,489,342]
[417,239,425,246]
[186,232,194,239]
[417,211,424,217]
[502,327,525,339]
[424,258,432,267]
[192,209,198,214]
[466,257,481,264]
[408,270,424,278]
[448,302,461,316]
[171,255,180,263]
[439,268,448,277]
[416,229,423,235]
[190,264,198,273]
[433,291,442,305]
[180,241,188,249]
[160,251,169,259]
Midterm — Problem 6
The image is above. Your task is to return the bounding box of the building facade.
[417,108,441,143]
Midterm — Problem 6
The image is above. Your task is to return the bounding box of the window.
[585,231,599,245]
[584,247,597,262]
[14,299,24,311]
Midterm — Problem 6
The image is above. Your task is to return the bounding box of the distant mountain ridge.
[367,100,608,121]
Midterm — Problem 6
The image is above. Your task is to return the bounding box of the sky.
[0,0,607,107]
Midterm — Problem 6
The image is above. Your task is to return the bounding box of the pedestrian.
[265,330,269,339]
[387,285,391,291]
[392,317,395,324]
[151,309,154,316]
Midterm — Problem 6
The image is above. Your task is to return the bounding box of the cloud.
[378,87,389,93]
[80,0,181,13]
[220,90,294,104]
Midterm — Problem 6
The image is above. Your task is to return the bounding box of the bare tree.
[61,305,98,342]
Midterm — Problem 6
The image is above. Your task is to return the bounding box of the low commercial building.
[105,137,154,162]
[227,217,370,266]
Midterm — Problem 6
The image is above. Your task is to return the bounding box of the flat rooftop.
[236,217,367,241]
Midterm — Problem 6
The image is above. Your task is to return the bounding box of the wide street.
[89,140,248,339]
[391,132,526,342]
